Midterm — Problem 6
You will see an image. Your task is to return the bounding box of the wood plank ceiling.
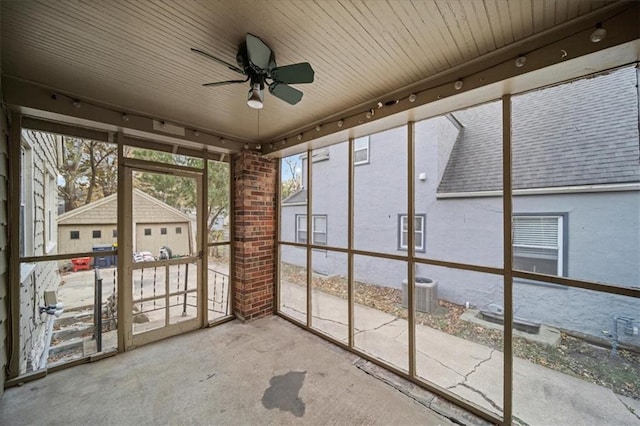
[1,0,617,143]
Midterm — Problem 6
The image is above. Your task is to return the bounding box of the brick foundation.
[232,151,277,321]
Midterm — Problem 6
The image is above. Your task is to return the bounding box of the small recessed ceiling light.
[590,22,606,43]
[73,100,81,108]
[409,94,417,103]
[337,120,344,128]
[454,80,464,90]
[121,114,130,122]
[297,134,303,141]
[256,144,262,150]
[244,143,249,150]
[515,56,527,68]
[193,130,200,137]
[315,125,321,131]
[365,109,374,119]
[377,101,383,109]
[269,143,274,149]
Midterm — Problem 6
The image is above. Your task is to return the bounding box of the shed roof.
[58,189,192,225]
[438,66,640,193]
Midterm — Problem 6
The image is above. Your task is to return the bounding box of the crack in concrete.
[283,307,400,339]
[445,349,504,414]
[463,349,495,382]
[310,314,348,328]
[616,394,640,421]
[512,414,532,426]
[415,348,465,380]
[284,306,346,326]
[281,305,307,319]
[354,318,400,335]
[459,383,504,414]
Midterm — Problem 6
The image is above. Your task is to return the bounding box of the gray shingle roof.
[282,188,308,204]
[438,66,640,193]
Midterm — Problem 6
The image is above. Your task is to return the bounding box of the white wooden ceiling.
[1,0,618,143]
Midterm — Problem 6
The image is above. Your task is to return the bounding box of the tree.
[58,140,230,253]
[59,138,118,211]
[281,156,302,200]
[130,149,230,244]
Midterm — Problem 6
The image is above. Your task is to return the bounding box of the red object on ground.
[71,257,91,272]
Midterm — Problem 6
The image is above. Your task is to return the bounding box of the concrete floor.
[0,316,455,426]
[280,281,640,425]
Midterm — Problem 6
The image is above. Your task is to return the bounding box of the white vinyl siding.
[513,215,563,275]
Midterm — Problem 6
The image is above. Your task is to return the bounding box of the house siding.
[134,222,191,256]
[427,191,639,339]
[281,112,639,339]
[19,131,60,374]
[0,103,9,395]
[282,118,461,284]
[58,190,194,257]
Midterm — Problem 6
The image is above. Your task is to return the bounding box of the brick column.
[233,151,277,321]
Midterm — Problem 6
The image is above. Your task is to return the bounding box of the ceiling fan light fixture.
[247,85,264,109]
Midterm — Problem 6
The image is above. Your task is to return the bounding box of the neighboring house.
[19,130,62,374]
[281,66,640,340]
[58,189,194,258]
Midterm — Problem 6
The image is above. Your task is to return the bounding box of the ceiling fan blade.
[203,78,248,87]
[246,33,272,70]
[269,83,303,105]
[271,62,314,84]
[191,48,244,75]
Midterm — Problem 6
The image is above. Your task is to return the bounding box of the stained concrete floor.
[0,316,456,426]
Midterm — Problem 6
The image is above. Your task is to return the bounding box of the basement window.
[144,228,151,236]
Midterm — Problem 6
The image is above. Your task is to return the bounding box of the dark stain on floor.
[262,371,307,417]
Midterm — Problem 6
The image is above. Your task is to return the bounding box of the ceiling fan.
[191,33,315,109]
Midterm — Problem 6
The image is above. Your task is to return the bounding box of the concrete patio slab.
[0,316,452,426]
[279,280,640,425]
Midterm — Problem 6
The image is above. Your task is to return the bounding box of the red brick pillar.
[233,150,277,321]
